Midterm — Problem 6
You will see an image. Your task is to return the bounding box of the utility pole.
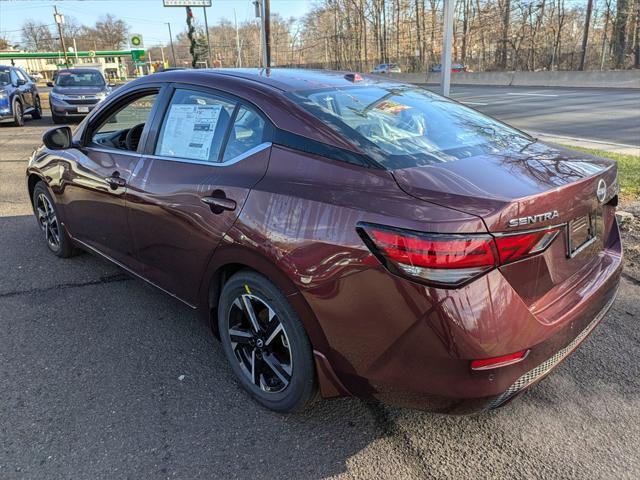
[234,9,242,67]
[254,0,270,69]
[440,0,454,96]
[579,0,594,71]
[202,5,212,67]
[264,0,271,69]
[166,22,177,67]
[53,6,70,68]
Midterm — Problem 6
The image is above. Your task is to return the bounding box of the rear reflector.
[470,350,529,370]
[358,222,560,287]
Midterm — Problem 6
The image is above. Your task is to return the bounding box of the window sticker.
[157,103,222,161]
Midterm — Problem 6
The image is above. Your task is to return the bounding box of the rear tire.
[32,181,76,258]
[31,96,42,119]
[217,270,317,413]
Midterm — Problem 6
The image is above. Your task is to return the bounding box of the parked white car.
[29,72,44,82]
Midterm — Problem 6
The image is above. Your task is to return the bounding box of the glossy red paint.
[27,69,622,413]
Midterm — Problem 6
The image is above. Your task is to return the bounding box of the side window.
[91,92,158,152]
[222,106,266,161]
[16,69,29,82]
[155,89,235,163]
[10,70,18,85]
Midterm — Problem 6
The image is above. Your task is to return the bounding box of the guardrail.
[387,70,640,89]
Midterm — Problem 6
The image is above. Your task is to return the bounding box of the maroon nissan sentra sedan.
[26,69,622,413]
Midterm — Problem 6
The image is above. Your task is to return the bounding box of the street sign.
[163,0,211,6]
[130,34,144,47]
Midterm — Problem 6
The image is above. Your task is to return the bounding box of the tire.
[31,96,42,119]
[217,270,317,413]
[51,112,65,124]
[11,99,24,127]
[32,181,76,258]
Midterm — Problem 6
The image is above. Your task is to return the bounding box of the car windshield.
[56,71,105,87]
[287,85,533,169]
[0,70,10,86]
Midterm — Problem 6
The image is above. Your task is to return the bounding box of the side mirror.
[43,126,73,150]
[16,78,27,86]
[46,81,54,87]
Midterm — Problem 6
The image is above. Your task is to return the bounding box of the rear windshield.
[287,85,533,169]
[56,71,105,87]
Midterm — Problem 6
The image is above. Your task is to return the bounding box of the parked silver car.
[47,69,112,124]
[371,63,401,74]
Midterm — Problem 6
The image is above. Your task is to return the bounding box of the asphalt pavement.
[1,115,639,479]
[423,85,640,148]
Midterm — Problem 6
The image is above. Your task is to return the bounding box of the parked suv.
[48,68,111,124]
[0,65,42,126]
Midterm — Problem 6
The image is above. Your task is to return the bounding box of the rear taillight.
[494,228,560,264]
[357,224,497,287]
[358,223,560,287]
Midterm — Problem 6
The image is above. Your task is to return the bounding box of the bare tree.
[21,21,55,51]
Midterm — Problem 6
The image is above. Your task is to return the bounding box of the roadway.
[0,116,639,479]
[423,85,640,149]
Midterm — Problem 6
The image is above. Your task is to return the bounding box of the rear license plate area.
[567,211,598,258]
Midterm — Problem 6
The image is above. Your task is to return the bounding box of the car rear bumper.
[304,218,623,413]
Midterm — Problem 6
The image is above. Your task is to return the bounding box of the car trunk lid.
[391,142,617,233]
[391,142,619,308]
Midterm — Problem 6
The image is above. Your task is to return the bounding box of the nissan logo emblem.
[596,179,607,203]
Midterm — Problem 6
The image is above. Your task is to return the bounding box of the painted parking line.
[462,101,489,105]
[506,92,559,97]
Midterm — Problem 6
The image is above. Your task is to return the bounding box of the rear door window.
[155,89,235,163]
[222,106,266,161]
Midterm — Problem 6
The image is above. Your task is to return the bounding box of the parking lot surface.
[1,116,639,479]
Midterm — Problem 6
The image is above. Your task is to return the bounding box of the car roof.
[150,68,393,92]
[58,68,104,74]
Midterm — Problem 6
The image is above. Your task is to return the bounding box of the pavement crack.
[622,272,640,287]
[0,273,130,299]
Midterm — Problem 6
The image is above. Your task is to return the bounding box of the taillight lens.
[358,224,497,287]
[358,223,559,287]
[494,228,560,264]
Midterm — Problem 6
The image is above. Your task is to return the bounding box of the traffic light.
[186,7,198,68]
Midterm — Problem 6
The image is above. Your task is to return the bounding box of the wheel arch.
[27,173,46,207]
[199,244,330,352]
[200,245,350,399]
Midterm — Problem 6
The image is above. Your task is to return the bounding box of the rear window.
[287,86,533,169]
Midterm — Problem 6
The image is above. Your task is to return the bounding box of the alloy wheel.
[227,293,293,393]
[36,193,60,250]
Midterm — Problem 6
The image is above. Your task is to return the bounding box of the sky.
[0,0,314,47]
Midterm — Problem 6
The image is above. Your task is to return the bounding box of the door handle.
[106,173,126,190]
[201,195,236,212]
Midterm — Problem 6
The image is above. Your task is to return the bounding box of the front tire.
[11,100,24,127]
[32,182,75,258]
[217,270,317,413]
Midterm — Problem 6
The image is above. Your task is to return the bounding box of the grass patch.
[559,145,640,201]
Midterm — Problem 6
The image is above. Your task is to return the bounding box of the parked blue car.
[0,65,42,126]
